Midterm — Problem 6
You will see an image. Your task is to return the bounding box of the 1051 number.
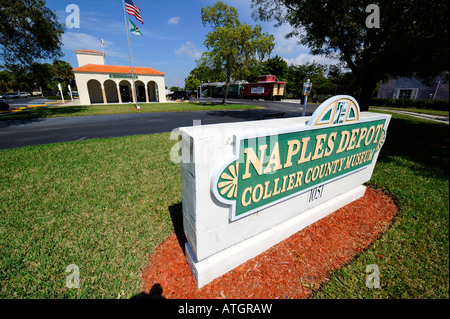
[308,185,324,203]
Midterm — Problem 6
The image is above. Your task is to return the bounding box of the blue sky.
[46,0,337,88]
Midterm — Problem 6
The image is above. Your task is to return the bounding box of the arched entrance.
[135,80,147,103]
[87,79,103,104]
[119,80,132,103]
[147,81,158,102]
[104,79,119,103]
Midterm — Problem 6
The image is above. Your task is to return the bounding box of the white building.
[72,50,166,105]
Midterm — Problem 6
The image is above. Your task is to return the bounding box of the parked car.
[71,91,79,97]
[1,93,20,99]
[19,92,31,98]
[169,90,191,100]
[0,99,9,111]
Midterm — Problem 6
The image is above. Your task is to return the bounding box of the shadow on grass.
[131,203,184,300]
[378,115,449,181]
[168,202,187,255]
[0,105,91,123]
[131,284,166,299]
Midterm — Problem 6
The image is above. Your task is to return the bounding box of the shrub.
[371,98,449,111]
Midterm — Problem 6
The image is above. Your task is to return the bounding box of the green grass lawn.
[0,111,448,299]
[313,111,449,298]
[369,106,449,117]
[0,102,262,121]
[0,133,181,298]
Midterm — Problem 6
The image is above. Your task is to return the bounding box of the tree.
[327,64,361,97]
[0,70,14,92]
[262,55,288,80]
[0,0,65,66]
[50,60,75,92]
[185,75,201,92]
[199,1,275,104]
[0,60,73,94]
[286,62,329,98]
[52,60,74,82]
[251,0,449,110]
[190,64,225,84]
[30,62,53,92]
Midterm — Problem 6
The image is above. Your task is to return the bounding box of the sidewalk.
[54,97,81,106]
[376,108,449,124]
[280,99,302,104]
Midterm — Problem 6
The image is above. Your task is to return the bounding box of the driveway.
[1,96,52,109]
[0,98,317,150]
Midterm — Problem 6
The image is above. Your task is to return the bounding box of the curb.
[0,103,51,115]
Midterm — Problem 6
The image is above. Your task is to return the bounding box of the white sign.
[251,86,264,94]
[177,95,391,288]
[57,83,64,104]
[68,84,73,101]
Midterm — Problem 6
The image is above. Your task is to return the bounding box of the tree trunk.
[222,78,231,105]
[357,79,378,112]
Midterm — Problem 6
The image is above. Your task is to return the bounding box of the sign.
[303,81,312,96]
[68,84,73,101]
[109,74,138,79]
[178,95,390,288]
[251,86,265,94]
[57,82,64,103]
[212,96,386,221]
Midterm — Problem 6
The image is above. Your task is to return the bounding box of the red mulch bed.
[141,187,397,299]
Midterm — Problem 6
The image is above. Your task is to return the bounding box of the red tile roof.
[72,64,165,76]
[74,50,104,55]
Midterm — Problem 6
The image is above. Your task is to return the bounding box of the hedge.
[371,98,449,111]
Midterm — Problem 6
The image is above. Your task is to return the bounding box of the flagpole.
[122,0,140,109]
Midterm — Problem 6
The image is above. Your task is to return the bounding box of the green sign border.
[109,74,138,79]
[212,116,387,222]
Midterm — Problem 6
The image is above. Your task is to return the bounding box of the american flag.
[125,0,143,24]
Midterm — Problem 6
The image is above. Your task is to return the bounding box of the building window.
[393,88,418,100]
[399,89,412,99]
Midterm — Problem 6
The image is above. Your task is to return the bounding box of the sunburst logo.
[375,130,386,152]
[217,162,239,199]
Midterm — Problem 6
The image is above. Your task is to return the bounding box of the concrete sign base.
[185,185,366,288]
[177,96,390,289]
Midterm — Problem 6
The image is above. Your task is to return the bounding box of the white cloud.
[62,32,102,51]
[103,46,128,62]
[270,23,304,55]
[167,16,181,25]
[62,32,128,63]
[175,42,202,59]
[274,41,298,55]
[283,53,339,66]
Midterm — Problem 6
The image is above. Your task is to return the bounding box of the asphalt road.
[0,98,317,150]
